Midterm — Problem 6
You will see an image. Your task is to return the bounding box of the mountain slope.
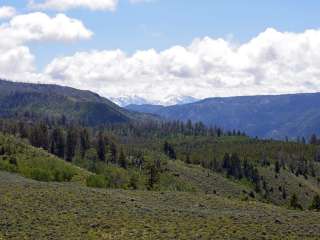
[127,93,320,138]
[0,79,146,125]
[1,170,320,239]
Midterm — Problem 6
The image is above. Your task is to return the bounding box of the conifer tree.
[309,194,320,211]
[97,131,106,162]
[290,193,302,210]
[230,153,242,179]
[66,127,78,162]
[282,186,287,199]
[148,166,159,190]
[275,160,280,174]
[119,149,128,169]
[163,141,176,160]
[185,153,192,164]
[110,142,117,164]
[222,153,230,170]
[79,128,90,158]
[50,127,65,159]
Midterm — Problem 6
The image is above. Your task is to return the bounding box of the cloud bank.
[43,28,320,105]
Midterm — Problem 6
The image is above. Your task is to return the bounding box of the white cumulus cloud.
[0,12,92,48]
[43,28,320,105]
[29,0,118,11]
[0,6,16,19]
[0,12,92,83]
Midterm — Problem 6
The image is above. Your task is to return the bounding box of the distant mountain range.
[1,79,319,138]
[112,95,199,107]
[0,79,152,125]
[126,93,320,139]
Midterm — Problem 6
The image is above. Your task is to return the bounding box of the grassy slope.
[166,136,320,207]
[1,133,320,238]
[0,134,90,184]
[167,161,253,199]
[259,166,320,208]
[2,131,320,208]
[162,159,320,208]
[1,171,320,240]
[117,134,320,207]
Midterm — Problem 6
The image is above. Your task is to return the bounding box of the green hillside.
[1,171,320,240]
[163,135,320,208]
[1,118,320,209]
[0,133,90,184]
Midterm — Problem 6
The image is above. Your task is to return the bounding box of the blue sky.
[1,1,320,105]
[4,0,320,69]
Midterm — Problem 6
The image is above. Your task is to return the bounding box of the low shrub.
[30,168,52,182]
[86,175,108,188]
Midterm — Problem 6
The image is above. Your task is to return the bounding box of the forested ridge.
[1,116,320,210]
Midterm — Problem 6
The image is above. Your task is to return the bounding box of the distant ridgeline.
[126,92,320,139]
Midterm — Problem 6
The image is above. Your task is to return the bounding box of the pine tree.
[0,146,5,155]
[148,166,159,190]
[18,122,28,138]
[29,123,48,150]
[30,125,41,148]
[290,193,302,210]
[50,127,65,159]
[260,152,270,166]
[66,127,78,162]
[39,123,49,150]
[222,153,230,170]
[231,153,242,179]
[110,142,117,164]
[213,158,220,172]
[314,148,320,162]
[275,160,280,174]
[119,149,128,169]
[79,128,90,158]
[282,186,287,199]
[309,195,320,211]
[186,120,193,135]
[163,141,176,160]
[185,154,192,164]
[84,148,99,173]
[97,131,106,162]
